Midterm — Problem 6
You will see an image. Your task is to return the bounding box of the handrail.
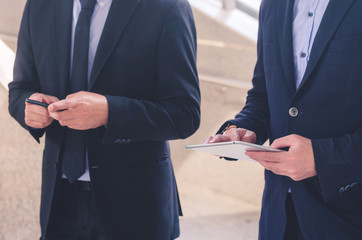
[222,0,260,19]
[222,0,236,11]
[0,39,15,90]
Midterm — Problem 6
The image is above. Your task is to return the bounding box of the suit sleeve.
[217,3,270,145]
[102,0,200,143]
[8,0,45,142]
[312,129,362,202]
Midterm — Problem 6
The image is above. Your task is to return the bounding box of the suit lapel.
[297,0,355,91]
[54,0,73,99]
[278,0,296,93]
[88,0,140,90]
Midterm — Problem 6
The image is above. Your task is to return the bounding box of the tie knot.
[80,0,97,10]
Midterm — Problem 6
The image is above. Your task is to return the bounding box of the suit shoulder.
[260,0,274,8]
[27,0,53,6]
[142,0,192,14]
[26,0,53,12]
[259,0,278,21]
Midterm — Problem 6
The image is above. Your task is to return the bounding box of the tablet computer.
[186,141,284,161]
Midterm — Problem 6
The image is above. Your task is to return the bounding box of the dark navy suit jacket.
[220,0,362,239]
[8,0,200,239]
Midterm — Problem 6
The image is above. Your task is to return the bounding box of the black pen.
[26,98,49,108]
[26,98,68,112]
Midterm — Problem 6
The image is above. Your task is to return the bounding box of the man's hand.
[203,127,257,144]
[48,91,108,130]
[246,134,317,181]
[25,93,59,129]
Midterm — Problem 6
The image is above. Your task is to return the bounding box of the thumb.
[49,99,75,112]
[270,136,293,149]
[29,93,44,102]
[42,95,59,104]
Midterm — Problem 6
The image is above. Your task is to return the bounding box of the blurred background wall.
[0,1,264,239]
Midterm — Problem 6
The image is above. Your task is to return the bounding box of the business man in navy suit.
[8,0,200,239]
[206,0,362,239]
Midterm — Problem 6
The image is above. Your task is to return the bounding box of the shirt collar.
[77,0,112,8]
[96,0,112,7]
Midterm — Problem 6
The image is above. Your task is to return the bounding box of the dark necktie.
[62,0,97,183]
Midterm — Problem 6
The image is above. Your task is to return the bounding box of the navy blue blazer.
[8,0,200,239]
[220,0,362,239]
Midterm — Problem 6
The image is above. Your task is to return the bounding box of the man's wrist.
[99,95,109,126]
[222,124,237,135]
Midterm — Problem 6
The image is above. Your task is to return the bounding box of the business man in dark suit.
[8,0,200,239]
[205,0,362,239]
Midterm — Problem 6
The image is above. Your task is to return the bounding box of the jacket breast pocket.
[327,36,362,54]
[105,44,155,94]
[113,44,152,65]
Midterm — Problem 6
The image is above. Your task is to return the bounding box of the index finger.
[203,136,213,144]
[25,102,50,114]
[209,134,231,143]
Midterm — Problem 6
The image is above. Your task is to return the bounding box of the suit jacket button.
[114,138,121,144]
[289,107,299,117]
[345,185,351,191]
[339,187,345,193]
[351,182,358,188]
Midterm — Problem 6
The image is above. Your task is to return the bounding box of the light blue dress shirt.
[287,0,330,192]
[293,0,330,88]
[63,0,112,181]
